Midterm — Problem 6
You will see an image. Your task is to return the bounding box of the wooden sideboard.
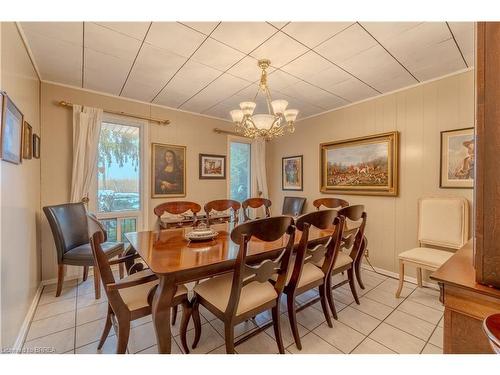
[431,241,500,353]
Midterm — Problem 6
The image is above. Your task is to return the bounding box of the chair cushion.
[64,242,124,265]
[312,251,353,270]
[118,270,187,311]
[271,260,325,288]
[194,273,277,316]
[398,247,454,269]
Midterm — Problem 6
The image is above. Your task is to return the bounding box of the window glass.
[229,142,251,202]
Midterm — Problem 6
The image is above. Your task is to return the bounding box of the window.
[229,140,251,202]
[93,116,146,242]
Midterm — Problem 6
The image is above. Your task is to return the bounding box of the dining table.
[125,221,335,354]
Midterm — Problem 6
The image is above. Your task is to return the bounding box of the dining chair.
[191,216,295,354]
[43,202,124,299]
[204,199,241,224]
[396,197,469,298]
[241,197,272,221]
[87,214,196,354]
[281,196,306,216]
[154,201,202,227]
[327,205,367,313]
[312,197,349,210]
[281,209,344,350]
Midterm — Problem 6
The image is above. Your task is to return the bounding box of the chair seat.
[64,242,124,265]
[312,251,353,270]
[194,273,277,316]
[118,270,188,311]
[398,247,454,269]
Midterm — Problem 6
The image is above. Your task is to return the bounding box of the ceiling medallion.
[229,59,299,140]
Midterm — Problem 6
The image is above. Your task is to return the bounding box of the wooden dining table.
[125,221,334,354]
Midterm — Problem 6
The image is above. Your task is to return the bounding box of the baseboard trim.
[361,262,439,290]
[41,273,80,286]
[12,283,44,353]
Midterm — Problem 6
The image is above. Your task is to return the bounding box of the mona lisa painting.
[152,143,186,198]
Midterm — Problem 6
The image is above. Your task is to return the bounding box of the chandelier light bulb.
[271,99,288,115]
[284,109,299,123]
[230,109,244,123]
[239,101,256,116]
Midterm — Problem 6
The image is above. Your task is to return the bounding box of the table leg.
[152,275,176,354]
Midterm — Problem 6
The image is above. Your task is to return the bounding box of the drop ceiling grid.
[20,21,474,122]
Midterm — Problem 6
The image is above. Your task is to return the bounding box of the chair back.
[204,199,241,223]
[153,201,201,218]
[43,202,89,263]
[228,216,295,317]
[418,197,469,249]
[313,198,349,210]
[242,198,272,221]
[337,205,367,266]
[293,210,344,282]
[282,196,306,216]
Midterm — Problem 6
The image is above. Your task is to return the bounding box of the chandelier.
[229,59,299,140]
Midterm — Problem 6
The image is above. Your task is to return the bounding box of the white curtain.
[251,138,269,199]
[70,105,103,203]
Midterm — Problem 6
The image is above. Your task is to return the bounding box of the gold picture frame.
[22,121,33,159]
[320,131,399,196]
[151,143,187,198]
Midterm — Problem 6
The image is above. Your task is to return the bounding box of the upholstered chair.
[191,216,295,354]
[396,197,469,297]
[43,202,124,299]
[281,196,306,216]
[241,198,272,221]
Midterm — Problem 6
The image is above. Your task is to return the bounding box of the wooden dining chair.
[327,205,367,314]
[312,197,349,210]
[281,209,344,350]
[191,216,295,354]
[204,199,241,224]
[154,201,201,226]
[241,197,272,221]
[87,214,196,354]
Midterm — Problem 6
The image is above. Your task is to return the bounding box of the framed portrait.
[1,92,24,164]
[440,127,474,189]
[33,134,41,159]
[22,121,33,159]
[320,131,399,196]
[282,155,303,191]
[199,154,226,179]
[152,143,186,198]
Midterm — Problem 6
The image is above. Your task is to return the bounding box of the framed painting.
[440,127,474,189]
[199,153,226,179]
[1,92,24,164]
[22,121,33,159]
[282,155,303,191]
[33,133,41,159]
[151,143,186,198]
[320,131,399,196]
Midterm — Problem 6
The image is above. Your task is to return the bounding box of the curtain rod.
[57,100,171,126]
[213,128,252,138]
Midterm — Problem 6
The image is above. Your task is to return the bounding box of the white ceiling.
[20,21,474,121]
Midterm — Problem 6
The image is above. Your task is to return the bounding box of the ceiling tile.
[280,80,347,109]
[85,23,141,61]
[448,22,474,67]
[190,38,245,71]
[328,77,379,102]
[281,51,333,81]
[154,60,222,108]
[250,32,308,68]
[282,22,354,48]
[94,22,150,40]
[21,22,83,46]
[227,56,275,82]
[304,64,352,89]
[266,69,301,91]
[181,22,220,35]
[22,31,82,86]
[84,48,132,95]
[211,22,277,54]
[314,23,376,63]
[121,44,187,101]
[267,22,289,29]
[362,22,465,81]
[146,22,206,58]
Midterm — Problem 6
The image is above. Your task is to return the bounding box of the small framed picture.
[199,153,226,180]
[440,127,474,189]
[22,121,33,159]
[33,133,41,159]
[1,92,24,164]
[282,155,303,191]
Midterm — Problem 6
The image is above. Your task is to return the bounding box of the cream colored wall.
[0,22,41,347]
[267,70,474,276]
[40,82,234,281]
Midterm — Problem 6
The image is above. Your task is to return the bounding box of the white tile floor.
[22,268,444,354]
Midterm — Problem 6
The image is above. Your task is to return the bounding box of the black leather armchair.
[282,196,306,216]
[43,202,124,299]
